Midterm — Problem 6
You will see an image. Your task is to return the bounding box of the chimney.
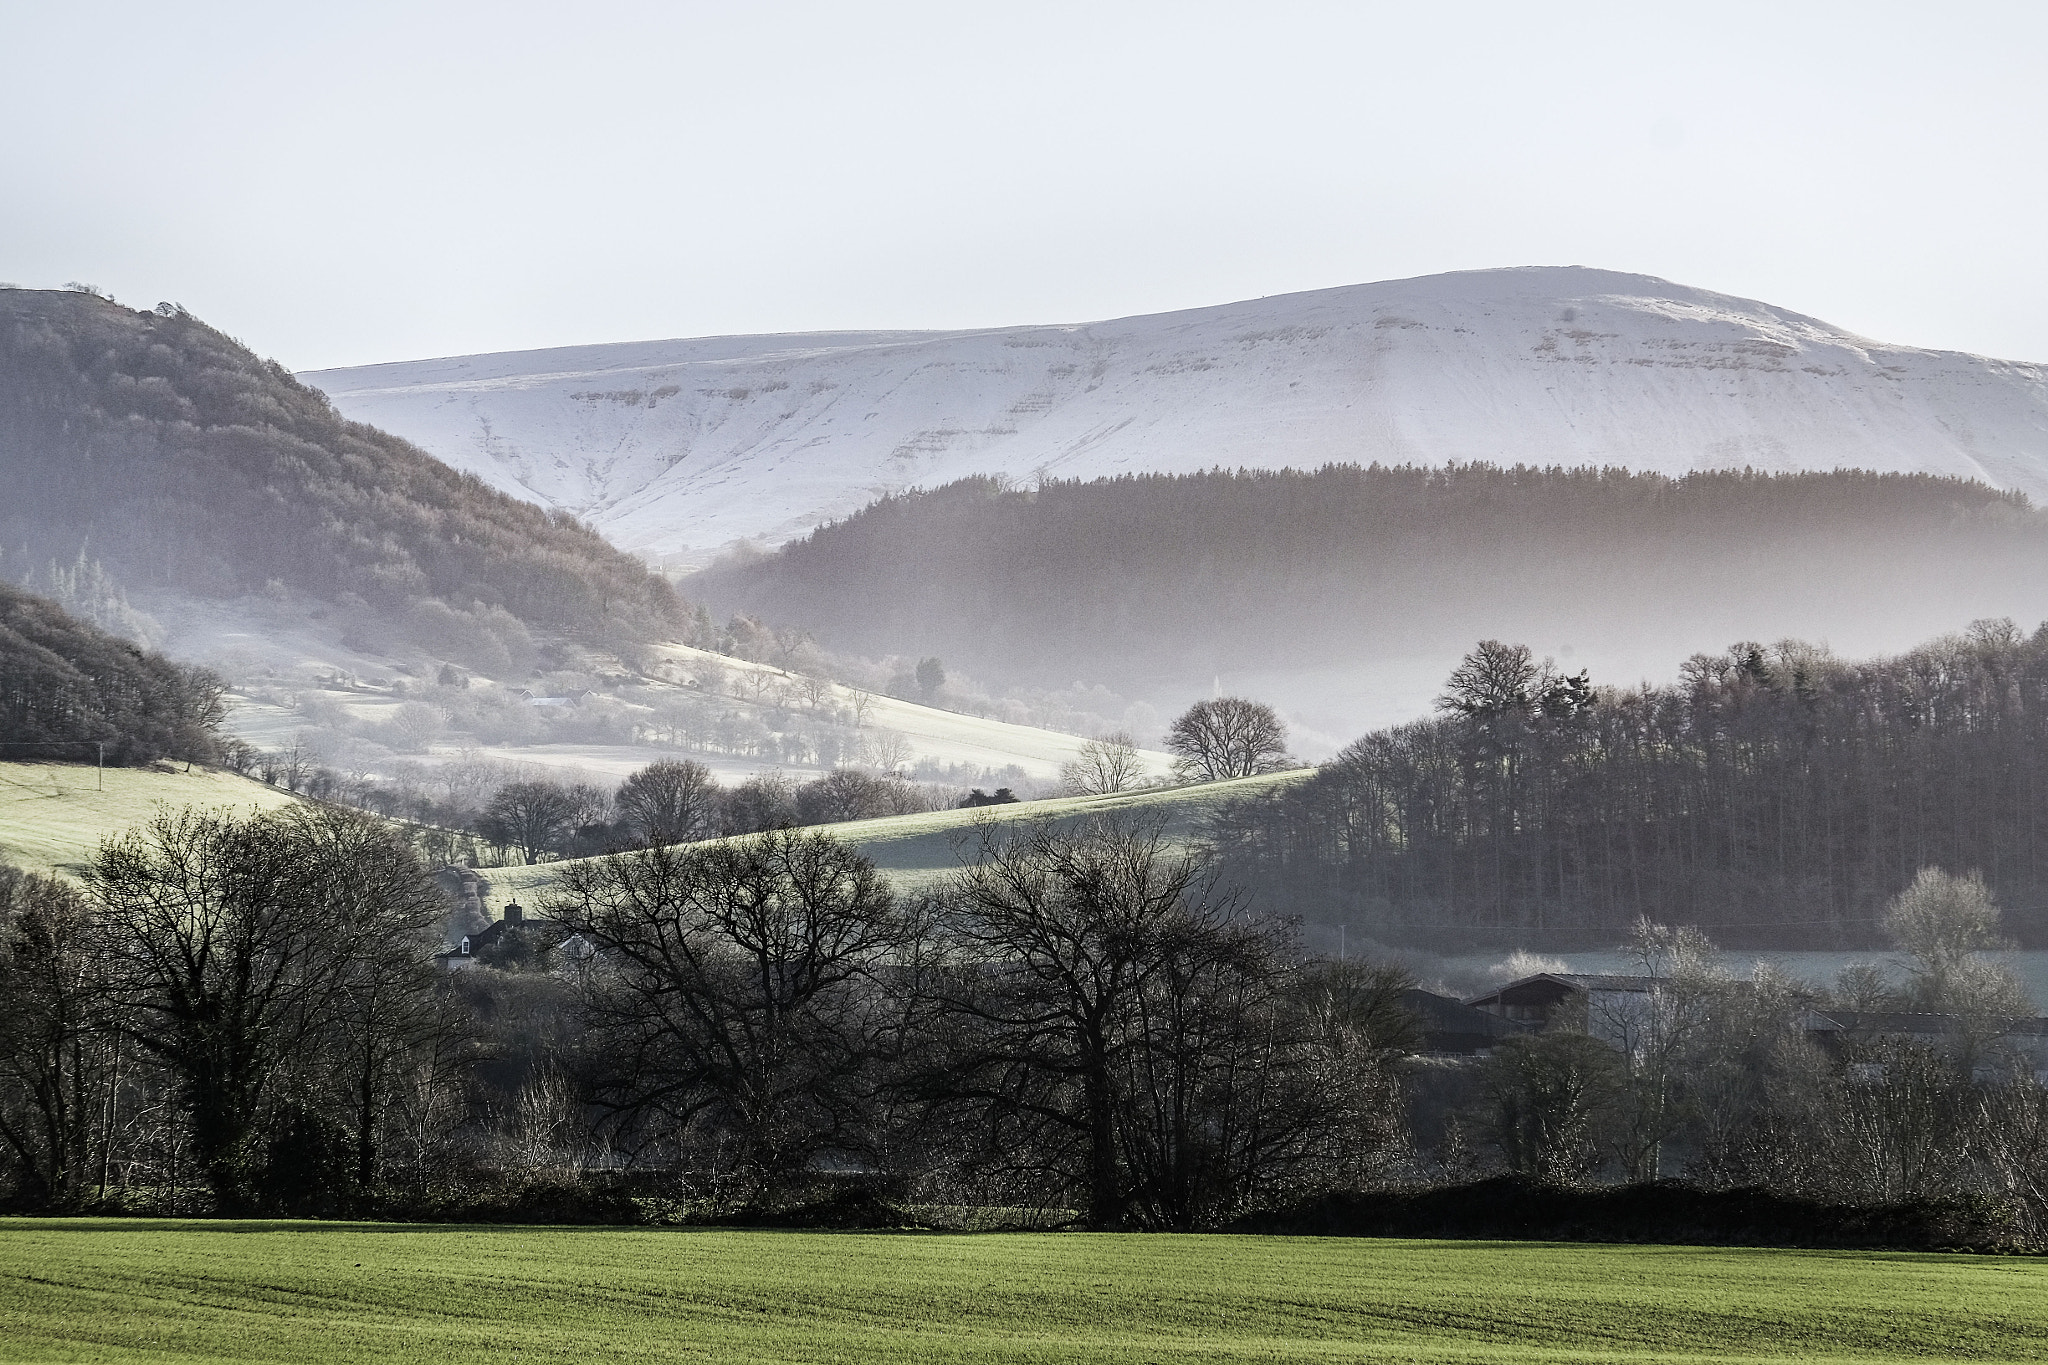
[502,901,524,925]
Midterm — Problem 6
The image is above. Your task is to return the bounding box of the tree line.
[688,463,2048,699]
[468,761,960,863]
[453,693,1296,864]
[19,806,2048,1244]
[11,807,2048,1240]
[0,811,1401,1228]
[1214,621,2048,944]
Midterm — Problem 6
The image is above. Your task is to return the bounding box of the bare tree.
[794,768,896,825]
[551,829,905,1202]
[862,729,914,775]
[794,672,835,713]
[616,760,722,846]
[1599,919,1729,1181]
[476,781,579,864]
[89,806,445,1213]
[262,733,321,793]
[692,659,728,695]
[910,818,1343,1229]
[384,702,444,753]
[1883,868,2030,1017]
[721,770,797,834]
[1059,730,1147,795]
[0,870,120,1208]
[564,782,613,830]
[1163,698,1291,782]
[1435,639,1544,722]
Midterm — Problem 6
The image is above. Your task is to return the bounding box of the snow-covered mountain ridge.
[300,267,2048,560]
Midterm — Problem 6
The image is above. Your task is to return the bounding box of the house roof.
[434,913,561,960]
[1400,988,1520,1039]
[1463,972,1664,1007]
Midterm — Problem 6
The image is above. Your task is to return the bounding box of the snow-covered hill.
[301,267,2048,562]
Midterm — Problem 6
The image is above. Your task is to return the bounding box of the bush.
[1231,1176,2030,1251]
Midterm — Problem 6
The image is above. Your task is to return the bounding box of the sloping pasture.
[0,761,301,880]
[483,769,1309,902]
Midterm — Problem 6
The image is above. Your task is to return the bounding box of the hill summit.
[302,266,2048,561]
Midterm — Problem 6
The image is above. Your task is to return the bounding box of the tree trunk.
[1084,1053,1121,1230]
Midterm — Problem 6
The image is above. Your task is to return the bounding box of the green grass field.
[487,770,1311,902]
[0,762,302,880]
[3,1221,2042,1364]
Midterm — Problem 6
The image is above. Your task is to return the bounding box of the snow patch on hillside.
[301,267,2048,563]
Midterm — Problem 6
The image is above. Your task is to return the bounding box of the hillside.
[0,760,302,879]
[301,266,2048,563]
[0,288,694,676]
[1,580,228,765]
[483,770,1309,903]
[1213,621,2048,948]
[221,638,1176,792]
[688,465,2048,745]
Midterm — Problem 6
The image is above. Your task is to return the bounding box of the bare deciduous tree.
[1600,919,1729,1181]
[89,806,445,1213]
[262,733,321,793]
[1059,731,1146,796]
[616,759,722,846]
[795,672,835,713]
[1163,698,1291,782]
[552,829,905,1203]
[1884,868,2030,1017]
[862,729,914,774]
[0,869,120,1209]
[476,781,579,863]
[910,818,1353,1229]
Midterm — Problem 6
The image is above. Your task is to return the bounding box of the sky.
[3,0,2043,372]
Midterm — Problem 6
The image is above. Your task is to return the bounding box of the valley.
[13,6,2048,1341]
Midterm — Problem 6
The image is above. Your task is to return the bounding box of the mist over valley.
[17,2,2048,1283]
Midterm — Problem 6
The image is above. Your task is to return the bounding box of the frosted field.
[303,265,2048,564]
[0,762,301,878]
[222,640,1175,788]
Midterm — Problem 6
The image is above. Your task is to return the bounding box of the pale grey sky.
[3,0,2042,371]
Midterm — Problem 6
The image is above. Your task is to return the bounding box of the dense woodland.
[691,466,2048,693]
[1213,622,2048,945]
[0,581,226,764]
[0,289,694,668]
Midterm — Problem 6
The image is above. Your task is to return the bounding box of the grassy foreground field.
[3,1221,2044,1365]
[0,761,301,879]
